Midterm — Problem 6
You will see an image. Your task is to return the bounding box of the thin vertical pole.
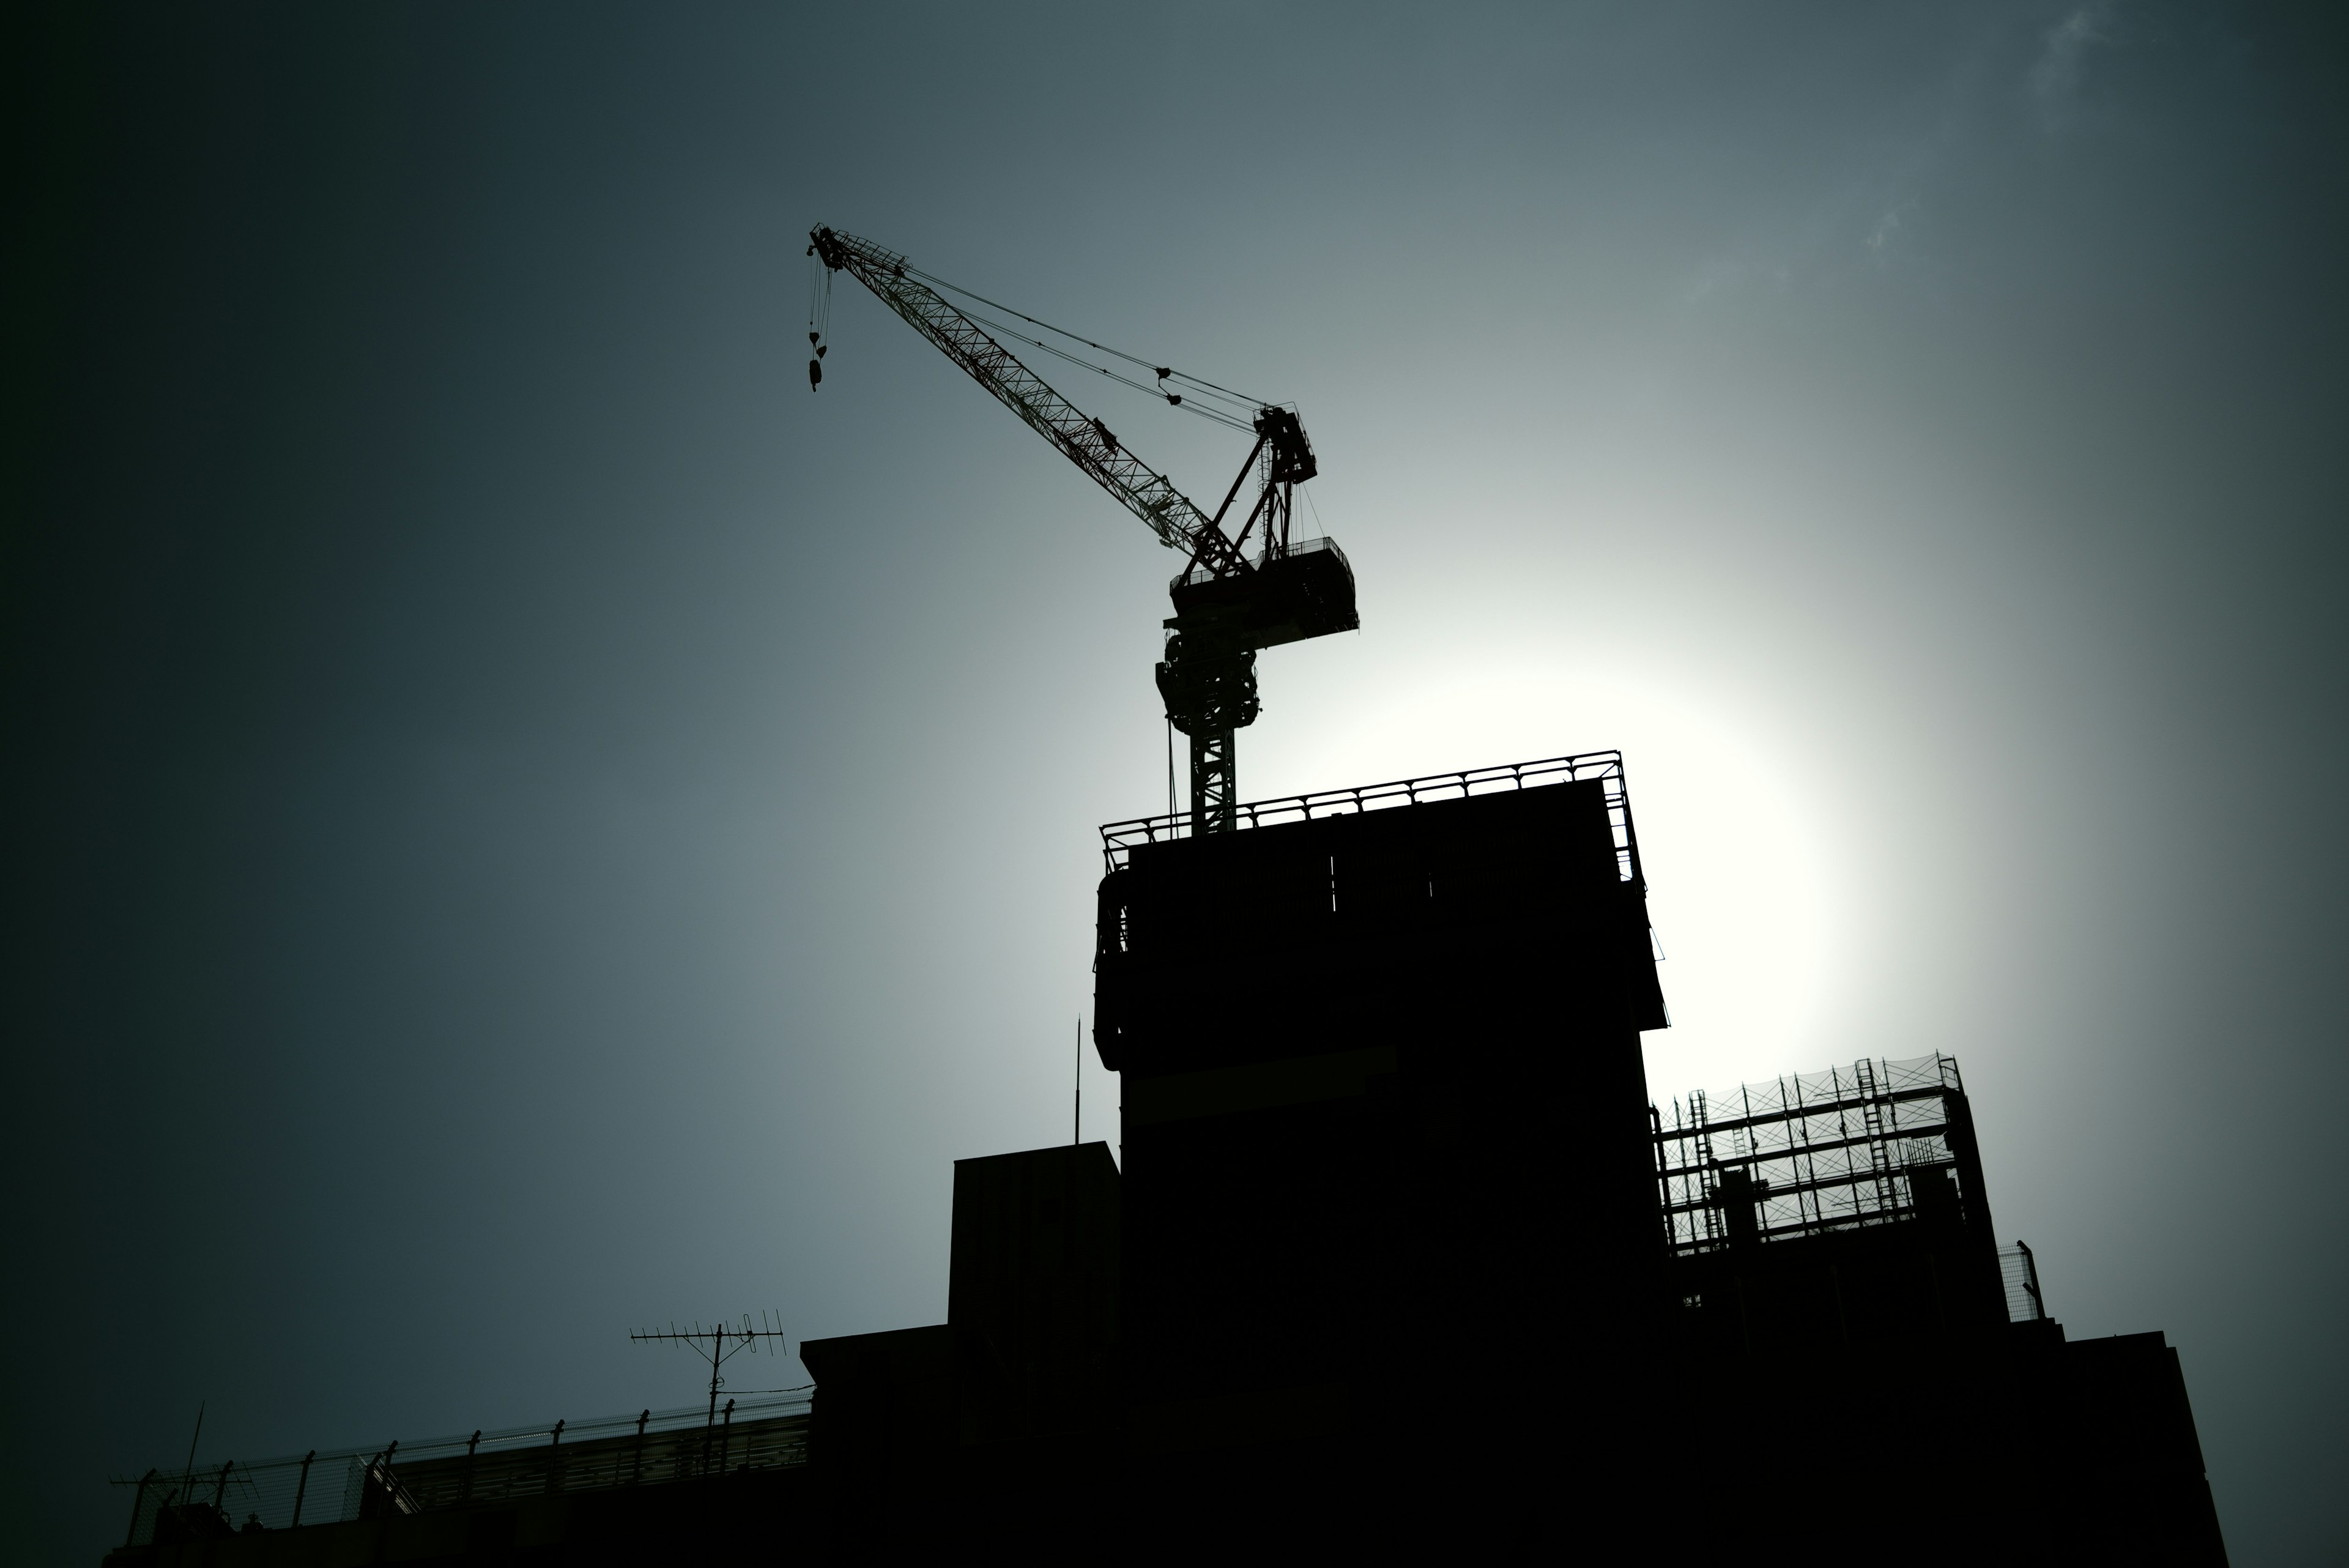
[1074,1017,1082,1145]
[371,1440,398,1514]
[705,1331,722,1476]
[178,1402,205,1507]
[291,1451,315,1528]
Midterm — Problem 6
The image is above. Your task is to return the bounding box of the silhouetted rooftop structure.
[102,752,2227,1566]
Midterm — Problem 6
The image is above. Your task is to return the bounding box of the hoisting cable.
[948,302,1256,434]
[901,262,1275,417]
[817,240,1297,448]
[806,253,834,388]
[1302,479,1330,542]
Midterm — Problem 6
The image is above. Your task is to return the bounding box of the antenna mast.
[629,1313,790,1432]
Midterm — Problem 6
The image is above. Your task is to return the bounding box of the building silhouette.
[104,752,2226,1564]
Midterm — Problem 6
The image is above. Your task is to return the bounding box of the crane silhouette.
[807,226,1358,833]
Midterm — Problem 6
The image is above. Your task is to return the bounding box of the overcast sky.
[9,4,2345,1561]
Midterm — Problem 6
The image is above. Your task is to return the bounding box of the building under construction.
[104,751,2228,1566]
[105,232,2227,1561]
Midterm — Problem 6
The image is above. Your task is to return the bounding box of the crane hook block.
[808,332,819,345]
[808,358,822,388]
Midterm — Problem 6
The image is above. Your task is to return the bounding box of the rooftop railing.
[1171,533,1348,590]
[1100,749,1640,876]
[109,1389,811,1548]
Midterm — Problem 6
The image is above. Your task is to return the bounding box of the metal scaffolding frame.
[1652,1053,1969,1255]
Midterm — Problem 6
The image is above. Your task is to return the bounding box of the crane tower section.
[807,226,1358,831]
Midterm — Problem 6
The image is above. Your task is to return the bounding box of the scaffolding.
[1652,1053,1970,1255]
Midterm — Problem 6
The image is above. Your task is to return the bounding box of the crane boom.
[809,228,1249,579]
[807,225,1357,834]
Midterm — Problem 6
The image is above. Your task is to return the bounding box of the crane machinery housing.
[806,226,1357,833]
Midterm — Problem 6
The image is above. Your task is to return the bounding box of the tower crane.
[807,226,1357,833]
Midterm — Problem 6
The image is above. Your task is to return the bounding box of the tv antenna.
[629,1312,790,1430]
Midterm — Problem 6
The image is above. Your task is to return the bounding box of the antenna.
[629,1312,790,1433]
[176,1402,205,1507]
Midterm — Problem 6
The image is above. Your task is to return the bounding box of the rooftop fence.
[2002,1239,2049,1324]
[111,1390,810,1548]
[1100,749,1641,876]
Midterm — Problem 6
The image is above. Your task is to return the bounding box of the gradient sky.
[9,4,2345,1561]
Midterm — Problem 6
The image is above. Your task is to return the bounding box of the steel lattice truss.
[810,228,1249,580]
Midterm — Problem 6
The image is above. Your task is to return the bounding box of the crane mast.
[808,226,1357,833]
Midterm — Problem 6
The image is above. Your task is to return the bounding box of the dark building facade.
[102,752,2225,1564]
[1093,753,1671,1549]
[1652,1052,2228,1561]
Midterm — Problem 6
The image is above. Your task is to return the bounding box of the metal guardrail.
[1100,749,1639,877]
[110,1390,811,1547]
[1171,533,1348,590]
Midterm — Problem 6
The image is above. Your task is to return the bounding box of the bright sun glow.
[1257,656,1845,1105]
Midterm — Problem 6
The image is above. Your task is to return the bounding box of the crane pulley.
[807,225,1357,832]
